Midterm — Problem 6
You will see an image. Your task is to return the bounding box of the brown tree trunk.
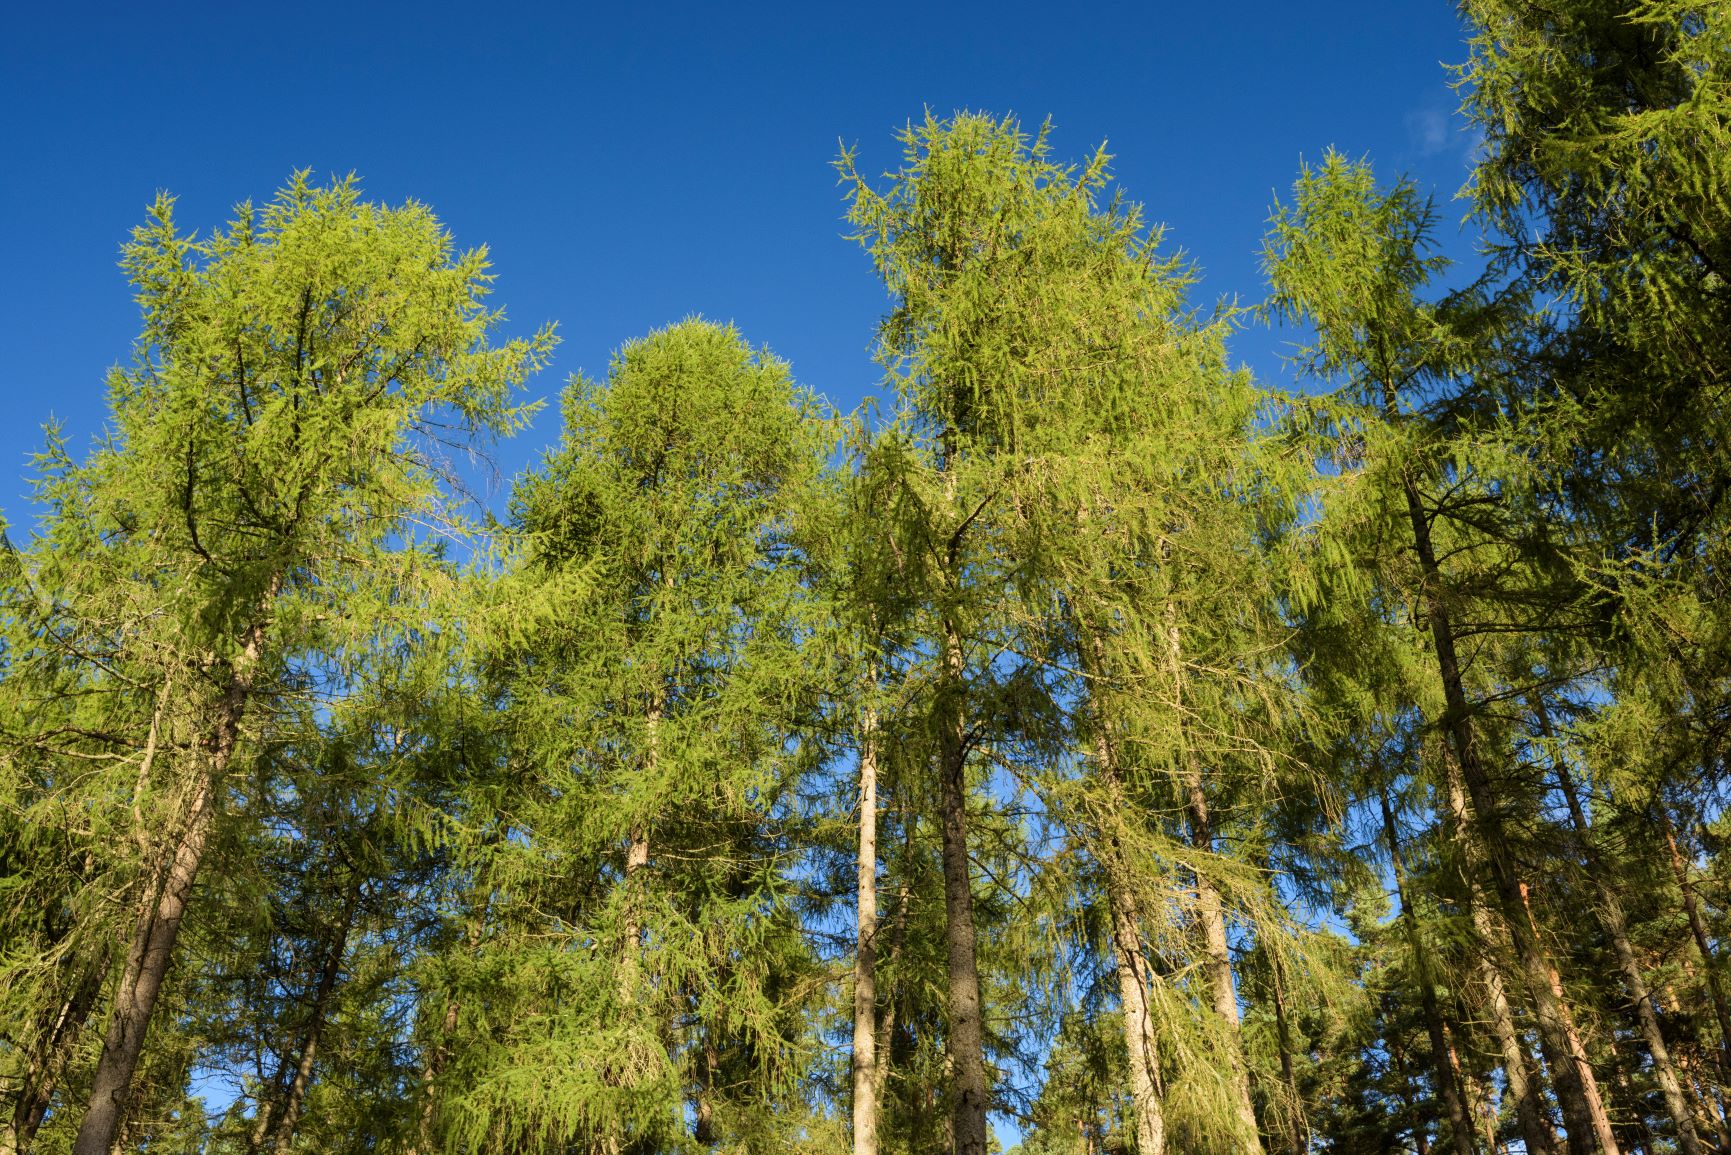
[693,1041,718,1146]
[407,997,462,1155]
[853,692,883,1155]
[76,772,215,1154]
[1539,714,1700,1155]
[1439,755,1557,1155]
[1381,785,1477,1155]
[1268,935,1305,1155]
[1472,922,1556,1155]
[270,890,358,1154]
[74,598,273,1155]
[1662,810,1731,1090]
[4,956,106,1155]
[937,613,989,1155]
[1385,434,1617,1155]
[873,839,913,1119]
[1391,1036,1433,1155]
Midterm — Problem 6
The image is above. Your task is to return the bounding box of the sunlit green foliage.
[5,9,1731,1151]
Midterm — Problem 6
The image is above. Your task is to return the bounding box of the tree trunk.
[270,890,358,1154]
[74,596,273,1155]
[873,840,913,1120]
[1381,785,1477,1155]
[1106,873,1167,1155]
[1390,1036,1433,1155]
[1439,751,1557,1155]
[937,613,990,1155]
[1472,919,1555,1155]
[694,1042,718,1146]
[620,692,662,1002]
[3,954,106,1155]
[1094,741,1167,1154]
[1267,931,1305,1155]
[1545,737,1701,1155]
[1079,624,1167,1155]
[74,774,215,1155]
[1163,608,1260,1147]
[407,997,462,1155]
[853,691,882,1155]
[1386,435,1617,1155]
[1662,809,1731,1091]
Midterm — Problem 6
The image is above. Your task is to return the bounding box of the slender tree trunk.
[1080,624,1167,1155]
[1390,1036,1433,1155]
[1604,1047,1654,1155]
[853,689,883,1155]
[1267,933,1305,1155]
[74,596,273,1155]
[76,767,216,1154]
[937,612,990,1155]
[1381,785,1477,1155]
[1473,922,1555,1155]
[694,1041,718,1146]
[1384,429,1617,1155]
[1096,752,1167,1154]
[873,842,913,1118]
[1539,712,1701,1155]
[620,693,662,1001]
[1662,810,1731,1089]
[270,890,358,1155]
[1106,875,1168,1155]
[4,957,106,1155]
[1162,607,1260,1147]
[407,996,462,1155]
[1440,758,1557,1155]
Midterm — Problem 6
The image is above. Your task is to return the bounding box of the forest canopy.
[2,3,1729,1154]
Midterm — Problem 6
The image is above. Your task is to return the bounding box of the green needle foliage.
[425,320,836,1154]
[5,11,1731,1151]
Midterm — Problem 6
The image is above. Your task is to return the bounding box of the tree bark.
[407,996,462,1155]
[1093,738,1167,1155]
[1438,751,1557,1155]
[853,690,882,1155]
[1381,784,1477,1155]
[1079,624,1167,1155]
[1662,809,1731,1091]
[873,839,913,1120]
[937,613,990,1155]
[1164,609,1260,1147]
[1390,1036,1433,1155]
[1472,917,1555,1155]
[1544,734,1701,1155]
[619,692,662,1002]
[270,889,358,1154]
[74,597,273,1155]
[1385,427,1617,1155]
[3,956,106,1155]
[1267,928,1305,1155]
[77,775,215,1155]
[693,1042,718,1146]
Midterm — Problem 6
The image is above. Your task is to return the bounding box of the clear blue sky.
[1,1,1481,527]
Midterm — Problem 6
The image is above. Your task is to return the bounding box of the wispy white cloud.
[1405,106,1451,158]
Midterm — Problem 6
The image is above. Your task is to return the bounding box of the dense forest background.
[3,2,1729,1153]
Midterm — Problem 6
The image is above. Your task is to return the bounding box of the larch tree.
[0,174,550,1155]
[428,319,835,1153]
